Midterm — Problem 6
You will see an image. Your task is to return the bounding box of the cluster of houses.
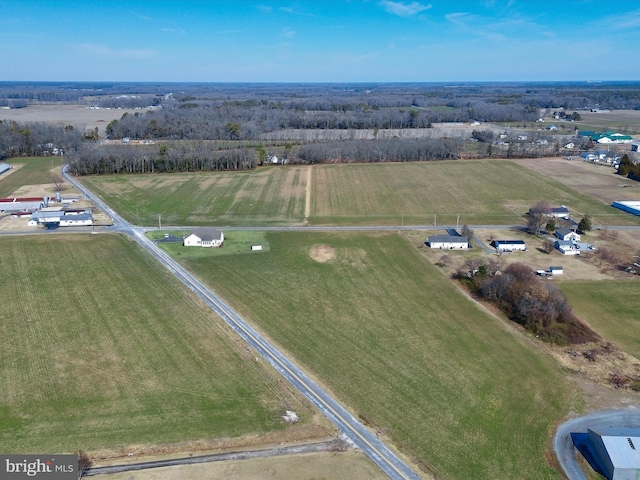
[426,205,594,257]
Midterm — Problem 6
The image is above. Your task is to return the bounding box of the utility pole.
[456,215,460,231]
[158,214,162,230]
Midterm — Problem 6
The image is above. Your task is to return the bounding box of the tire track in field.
[304,165,312,220]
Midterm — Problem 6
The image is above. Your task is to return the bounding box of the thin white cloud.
[279,6,316,17]
[282,27,296,38]
[380,1,432,17]
[73,43,157,60]
[161,28,185,34]
[257,5,273,13]
[601,8,640,30]
[445,12,473,27]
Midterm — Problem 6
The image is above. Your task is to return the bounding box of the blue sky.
[1,0,639,82]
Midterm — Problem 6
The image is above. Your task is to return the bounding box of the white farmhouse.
[555,227,581,242]
[183,228,224,248]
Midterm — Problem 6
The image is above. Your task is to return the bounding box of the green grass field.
[148,230,271,259]
[79,167,307,226]
[0,234,309,454]
[0,157,60,197]
[558,280,640,360]
[309,161,628,225]
[79,160,630,227]
[178,231,573,479]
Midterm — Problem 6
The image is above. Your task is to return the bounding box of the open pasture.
[514,156,640,212]
[0,105,139,136]
[0,234,316,455]
[573,110,640,135]
[0,157,61,198]
[81,160,629,227]
[180,231,573,479]
[558,280,640,361]
[309,160,629,225]
[80,167,307,226]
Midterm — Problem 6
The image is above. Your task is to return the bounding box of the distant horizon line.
[1,80,639,86]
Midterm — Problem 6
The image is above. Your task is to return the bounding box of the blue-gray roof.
[0,163,10,175]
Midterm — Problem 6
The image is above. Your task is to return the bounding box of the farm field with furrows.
[0,234,319,455]
[79,166,307,226]
[79,159,633,228]
[309,160,632,226]
[558,280,640,360]
[179,231,574,479]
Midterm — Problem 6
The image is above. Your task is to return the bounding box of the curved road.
[61,167,422,479]
[554,407,640,480]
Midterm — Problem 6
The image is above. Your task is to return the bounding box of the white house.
[427,235,469,249]
[59,213,93,226]
[555,227,581,242]
[183,228,224,248]
[555,240,581,255]
[491,240,526,252]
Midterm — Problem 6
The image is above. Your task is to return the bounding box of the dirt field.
[513,156,640,207]
[0,105,138,135]
[90,450,386,480]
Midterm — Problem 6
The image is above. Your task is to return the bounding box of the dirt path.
[86,438,348,477]
[304,165,312,220]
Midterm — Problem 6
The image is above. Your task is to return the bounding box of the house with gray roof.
[427,235,469,249]
[183,228,224,248]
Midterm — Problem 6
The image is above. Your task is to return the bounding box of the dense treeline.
[68,143,255,175]
[460,261,598,345]
[296,138,462,163]
[0,120,83,160]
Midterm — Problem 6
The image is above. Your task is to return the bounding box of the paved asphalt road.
[554,407,640,480]
[61,167,422,479]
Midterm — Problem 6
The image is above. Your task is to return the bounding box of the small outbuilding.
[251,244,263,251]
[427,235,469,250]
[549,266,564,275]
[491,240,526,252]
[0,163,11,175]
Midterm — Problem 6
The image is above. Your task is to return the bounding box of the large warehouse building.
[582,428,640,480]
[612,201,640,216]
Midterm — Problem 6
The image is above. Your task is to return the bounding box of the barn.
[491,240,526,252]
[585,428,640,480]
[427,235,469,249]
